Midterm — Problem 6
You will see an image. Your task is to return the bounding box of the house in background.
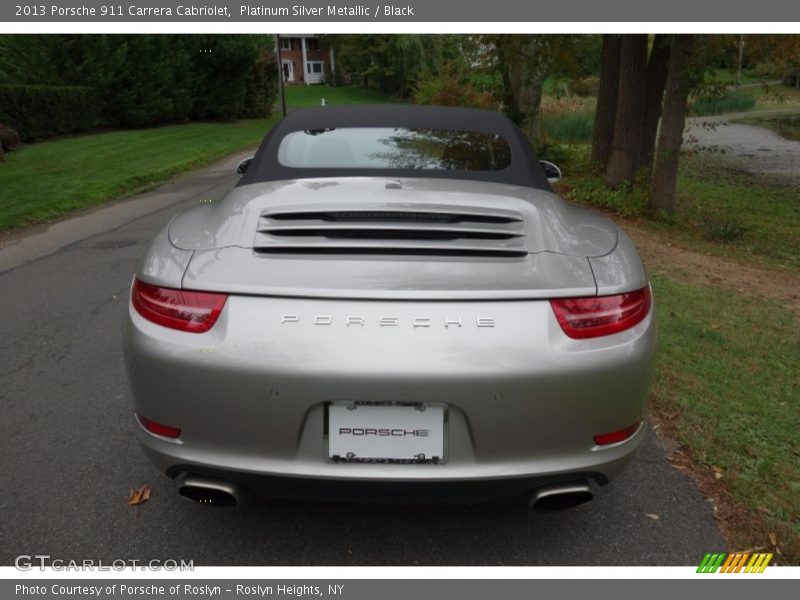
[277,35,335,85]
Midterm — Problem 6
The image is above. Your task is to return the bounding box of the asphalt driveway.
[0,152,725,566]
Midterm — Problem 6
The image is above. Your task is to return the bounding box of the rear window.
[277,127,512,171]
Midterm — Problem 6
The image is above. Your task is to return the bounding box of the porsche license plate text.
[328,404,444,462]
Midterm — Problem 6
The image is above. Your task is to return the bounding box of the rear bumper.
[165,462,620,505]
[124,294,656,497]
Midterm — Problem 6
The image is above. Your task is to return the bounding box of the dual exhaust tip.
[177,475,242,508]
[177,474,594,510]
[528,481,594,510]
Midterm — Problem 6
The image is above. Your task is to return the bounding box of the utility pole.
[275,34,287,117]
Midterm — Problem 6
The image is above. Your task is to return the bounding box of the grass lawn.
[0,86,392,232]
[0,118,277,231]
[704,68,765,86]
[284,84,392,108]
[651,273,799,556]
[676,157,800,267]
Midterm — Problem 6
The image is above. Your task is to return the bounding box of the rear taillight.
[594,420,642,446]
[136,413,181,439]
[131,279,227,333]
[550,285,652,339]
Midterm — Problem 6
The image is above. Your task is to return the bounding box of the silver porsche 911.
[124,105,655,508]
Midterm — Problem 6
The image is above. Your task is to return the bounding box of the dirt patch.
[620,221,800,318]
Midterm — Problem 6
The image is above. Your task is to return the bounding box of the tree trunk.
[638,35,671,170]
[606,35,649,188]
[502,44,529,125]
[735,35,745,89]
[590,35,622,170]
[497,36,548,138]
[649,35,696,214]
[523,73,547,139]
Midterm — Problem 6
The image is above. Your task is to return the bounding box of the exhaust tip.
[529,482,594,510]
[177,475,241,508]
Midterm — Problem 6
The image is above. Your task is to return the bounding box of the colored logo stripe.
[697,553,726,573]
[698,552,773,573]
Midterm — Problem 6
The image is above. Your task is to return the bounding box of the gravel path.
[684,109,800,179]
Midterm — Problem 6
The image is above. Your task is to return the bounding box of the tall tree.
[734,35,746,88]
[638,35,671,170]
[606,35,648,188]
[649,35,697,214]
[494,36,550,138]
[590,35,621,170]
[492,35,588,139]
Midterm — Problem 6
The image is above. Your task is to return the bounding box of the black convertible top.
[239,104,551,190]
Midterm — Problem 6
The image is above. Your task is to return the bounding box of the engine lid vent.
[254,206,528,257]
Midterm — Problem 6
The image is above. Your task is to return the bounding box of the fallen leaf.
[645,512,660,521]
[769,532,778,546]
[128,487,141,505]
[128,484,151,506]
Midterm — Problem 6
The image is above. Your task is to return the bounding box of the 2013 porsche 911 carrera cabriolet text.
[123,105,655,508]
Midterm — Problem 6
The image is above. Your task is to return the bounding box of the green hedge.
[0,84,99,142]
[241,51,280,119]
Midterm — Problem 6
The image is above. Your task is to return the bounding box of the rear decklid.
[170,177,617,300]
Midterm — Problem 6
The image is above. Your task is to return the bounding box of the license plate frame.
[327,401,446,464]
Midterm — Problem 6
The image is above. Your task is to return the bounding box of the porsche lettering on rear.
[280,314,496,328]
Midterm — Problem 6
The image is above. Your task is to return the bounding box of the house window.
[306,38,320,51]
[279,38,292,51]
[307,62,324,74]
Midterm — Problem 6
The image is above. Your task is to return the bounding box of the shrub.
[0,84,98,142]
[571,76,600,97]
[414,71,495,109]
[563,174,649,218]
[698,214,749,242]
[752,61,782,80]
[241,50,279,119]
[540,111,594,143]
[690,90,756,116]
[0,123,20,151]
[538,96,595,143]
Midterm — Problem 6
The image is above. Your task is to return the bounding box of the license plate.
[328,403,445,463]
